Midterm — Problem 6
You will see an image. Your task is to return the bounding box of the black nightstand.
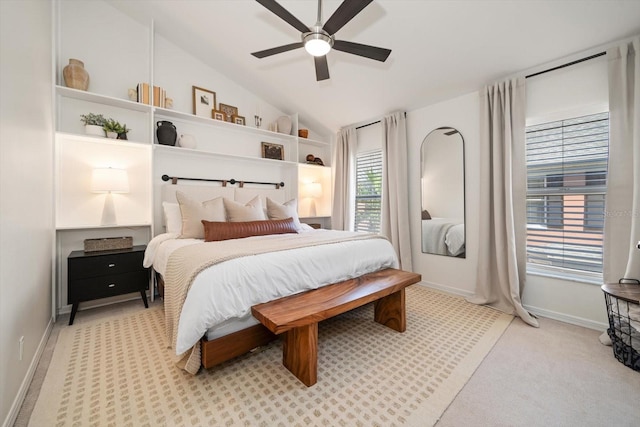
[67,245,149,325]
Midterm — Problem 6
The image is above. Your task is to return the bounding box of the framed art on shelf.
[261,142,284,161]
[218,103,238,123]
[232,115,245,126]
[192,86,217,118]
[212,109,227,121]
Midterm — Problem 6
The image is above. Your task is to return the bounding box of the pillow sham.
[176,191,226,239]
[223,196,266,222]
[162,202,182,234]
[201,217,297,242]
[266,197,302,230]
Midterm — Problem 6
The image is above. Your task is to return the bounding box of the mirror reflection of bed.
[420,127,466,257]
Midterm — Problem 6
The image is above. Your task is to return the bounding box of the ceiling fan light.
[305,39,331,56]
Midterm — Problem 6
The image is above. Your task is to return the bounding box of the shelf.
[154,107,297,141]
[56,223,152,231]
[153,143,299,166]
[298,137,330,147]
[56,132,150,148]
[56,85,152,113]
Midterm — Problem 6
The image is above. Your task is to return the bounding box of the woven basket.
[84,236,133,252]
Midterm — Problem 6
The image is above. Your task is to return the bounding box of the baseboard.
[3,317,53,427]
[524,304,608,331]
[416,280,474,298]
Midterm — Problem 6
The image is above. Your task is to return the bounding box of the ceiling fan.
[252,0,391,81]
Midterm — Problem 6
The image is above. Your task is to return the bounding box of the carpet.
[29,286,512,427]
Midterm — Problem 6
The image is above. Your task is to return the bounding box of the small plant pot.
[106,131,118,139]
[84,124,104,137]
[117,132,128,140]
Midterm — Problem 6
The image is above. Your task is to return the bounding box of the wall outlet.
[19,336,24,361]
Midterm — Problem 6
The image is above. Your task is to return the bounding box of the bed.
[421,218,465,256]
[145,181,400,374]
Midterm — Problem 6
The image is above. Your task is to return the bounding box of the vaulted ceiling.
[109,0,640,134]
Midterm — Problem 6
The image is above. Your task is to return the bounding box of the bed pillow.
[176,191,226,239]
[162,202,182,234]
[202,218,297,242]
[266,197,302,230]
[223,196,267,222]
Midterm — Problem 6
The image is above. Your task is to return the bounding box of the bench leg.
[282,323,318,387]
[374,288,406,332]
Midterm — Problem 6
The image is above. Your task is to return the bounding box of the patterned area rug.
[29,286,512,426]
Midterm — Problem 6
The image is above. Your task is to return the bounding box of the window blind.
[355,150,382,233]
[526,112,609,275]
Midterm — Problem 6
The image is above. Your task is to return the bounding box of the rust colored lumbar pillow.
[201,217,298,242]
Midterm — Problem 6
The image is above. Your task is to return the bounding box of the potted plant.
[80,113,106,137]
[117,124,131,140]
[102,118,125,139]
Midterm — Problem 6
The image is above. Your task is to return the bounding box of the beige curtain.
[467,78,538,327]
[604,37,640,282]
[381,112,413,270]
[331,127,357,231]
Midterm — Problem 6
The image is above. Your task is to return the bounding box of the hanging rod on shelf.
[161,174,285,189]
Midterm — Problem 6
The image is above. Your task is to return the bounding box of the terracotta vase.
[63,59,89,91]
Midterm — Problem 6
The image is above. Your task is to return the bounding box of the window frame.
[354,149,383,233]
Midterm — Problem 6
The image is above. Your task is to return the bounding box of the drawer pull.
[108,283,116,288]
[108,263,116,268]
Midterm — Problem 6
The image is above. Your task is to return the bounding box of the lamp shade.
[91,168,129,193]
[302,182,323,198]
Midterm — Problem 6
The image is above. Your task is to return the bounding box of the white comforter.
[144,231,399,354]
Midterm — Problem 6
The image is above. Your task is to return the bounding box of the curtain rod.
[161,174,284,189]
[355,112,407,130]
[525,51,606,79]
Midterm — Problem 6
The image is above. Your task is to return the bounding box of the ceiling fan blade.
[314,55,330,81]
[256,0,310,33]
[322,0,373,35]
[333,40,391,62]
[251,42,304,58]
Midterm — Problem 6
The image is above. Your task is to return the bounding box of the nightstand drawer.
[69,270,148,302]
[68,250,144,279]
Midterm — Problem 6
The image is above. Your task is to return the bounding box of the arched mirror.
[420,127,466,257]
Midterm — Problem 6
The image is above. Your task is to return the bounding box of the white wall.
[407,92,480,295]
[0,1,54,425]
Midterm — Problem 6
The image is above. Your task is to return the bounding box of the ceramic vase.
[178,134,197,149]
[84,124,104,137]
[63,59,89,91]
[156,121,177,146]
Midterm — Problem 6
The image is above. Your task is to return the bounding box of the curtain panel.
[468,78,538,327]
[604,36,640,282]
[332,127,357,231]
[381,111,413,270]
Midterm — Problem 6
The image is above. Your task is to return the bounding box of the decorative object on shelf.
[165,97,174,108]
[305,154,324,166]
[156,120,177,146]
[254,115,262,128]
[261,142,285,160]
[63,58,89,91]
[298,129,309,138]
[268,122,278,132]
[219,103,238,123]
[232,115,245,126]
[102,118,127,139]
[212,110,227,121]
[128,88,137,101]
[83,236,133,253]
[80,113,106,137]
[117,125,131,140]
[178,134,197,149]
[276,116,292,135]
[136,83,168,107]
[91,167,129,226]
[192,86,216,117]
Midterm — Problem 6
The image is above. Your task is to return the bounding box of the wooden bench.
[251,268,421,386]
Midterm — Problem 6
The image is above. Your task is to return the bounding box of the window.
[525,112,609,277]
[354,150,382,233]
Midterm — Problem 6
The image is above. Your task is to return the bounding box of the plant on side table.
[80,113,107,137]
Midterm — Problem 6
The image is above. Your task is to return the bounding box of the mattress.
[144,230,399,353]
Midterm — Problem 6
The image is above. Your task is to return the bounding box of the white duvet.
[144,231,399,354]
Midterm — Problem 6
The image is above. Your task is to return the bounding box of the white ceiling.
[109,0,640,134]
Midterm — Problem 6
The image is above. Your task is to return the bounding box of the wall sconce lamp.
[91,167,129,226]
[302,181,323,217]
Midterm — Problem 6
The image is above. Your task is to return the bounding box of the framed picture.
[218,103,238,123]
[232,114,245,126]
[261,142,284,161]
[212,109,227,121]
[192,86,216,117]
